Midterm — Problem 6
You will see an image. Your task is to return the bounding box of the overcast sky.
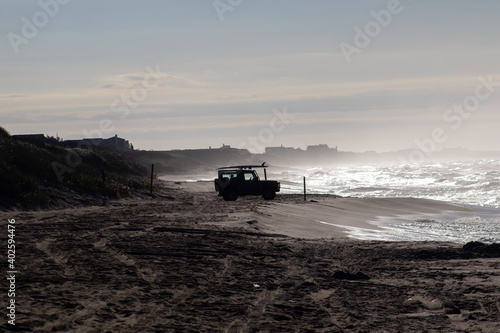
[1,0,499,153]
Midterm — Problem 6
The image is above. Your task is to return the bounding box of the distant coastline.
[8,131,500,176]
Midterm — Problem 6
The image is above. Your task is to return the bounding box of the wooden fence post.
[150,164,155,194]
[303,176,306,201]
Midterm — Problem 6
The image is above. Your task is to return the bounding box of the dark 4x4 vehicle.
[214,164,280,201]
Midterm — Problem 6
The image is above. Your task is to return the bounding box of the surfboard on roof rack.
[217,162,267,170]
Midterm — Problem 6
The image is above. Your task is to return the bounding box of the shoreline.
[179,180,480,241]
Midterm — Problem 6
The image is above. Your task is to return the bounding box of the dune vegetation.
[0,127,148,210]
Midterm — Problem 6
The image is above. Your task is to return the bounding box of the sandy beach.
[1,181,499,332]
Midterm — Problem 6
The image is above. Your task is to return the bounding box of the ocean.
[167,159,500,244]
[274,159,500,243]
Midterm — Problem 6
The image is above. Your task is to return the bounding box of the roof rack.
[217,162,267,170]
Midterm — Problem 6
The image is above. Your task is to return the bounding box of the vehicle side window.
[244,173,254,181]
[221,172,237,181]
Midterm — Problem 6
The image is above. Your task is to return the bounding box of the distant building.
[82,138,104,146]
[100,135,131,151]
[65,135,132,151]
[306,144,330,152]
[220,144,231,149]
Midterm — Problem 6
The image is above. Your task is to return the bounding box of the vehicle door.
[239,171,260,195]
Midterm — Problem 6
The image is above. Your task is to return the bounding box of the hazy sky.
[1,0,499,153]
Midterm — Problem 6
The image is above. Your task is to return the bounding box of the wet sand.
[1,181,499,332]
[221,196,473,239]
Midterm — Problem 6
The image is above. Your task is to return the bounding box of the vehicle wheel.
[262,189,276,200]
[223,191,238,201]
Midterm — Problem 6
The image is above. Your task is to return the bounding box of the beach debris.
[462,241,500,257]
[253,284,261,288]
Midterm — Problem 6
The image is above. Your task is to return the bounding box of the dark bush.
[0,126,10,138]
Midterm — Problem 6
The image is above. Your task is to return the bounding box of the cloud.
[99,84,118,89]
[0,94,28,99]
[96,72,208,91]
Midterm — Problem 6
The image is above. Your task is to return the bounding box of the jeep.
[214,164,280,201]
